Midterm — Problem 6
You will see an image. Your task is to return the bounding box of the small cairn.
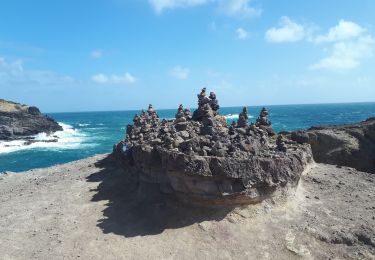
[175,104,188,131]
[193,88,214,120]
[237,107,249,128]
[147,104,159,122]
[256,107,275,136]
[209,92,220,115]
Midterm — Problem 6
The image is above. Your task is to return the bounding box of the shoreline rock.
[113,89,313,206]
[0,99,62,141]
[288,117,375,173]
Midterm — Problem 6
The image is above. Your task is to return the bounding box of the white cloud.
[314,20,366,43]
[310,36,374,71]
[90,50,103,59]
[149,0,261,17]
[169,66,190,79]
[236,27,249,39]
[265,16,306,43]
[0,57,74,85]
[91,72,137,84]
[149,0,208,14]
[217,0,261,18]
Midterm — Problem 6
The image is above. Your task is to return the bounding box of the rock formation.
[113,89,313,206]
[0,99,62,140]
[288,117,375,173]
[255,107,275,136]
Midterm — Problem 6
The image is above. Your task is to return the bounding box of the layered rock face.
[114,89,313,205]
[0,99,62,140]
[289,117,375,173]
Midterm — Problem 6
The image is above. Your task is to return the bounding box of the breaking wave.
[0,123,93,154]
[224,114,254,120]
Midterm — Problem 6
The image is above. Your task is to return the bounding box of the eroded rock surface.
[0,99,62,140]
[288,117,375,173]
[114,89,313,205]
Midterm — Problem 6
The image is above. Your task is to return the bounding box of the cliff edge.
[289,117,375,173]
[0,99,62,140]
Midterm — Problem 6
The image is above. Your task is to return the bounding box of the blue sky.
[0,0,374,112]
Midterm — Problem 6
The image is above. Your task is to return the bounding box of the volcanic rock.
[0,99,62,140]
[256,107,275,136]
[289,117,375,173]
[113,89,313,206]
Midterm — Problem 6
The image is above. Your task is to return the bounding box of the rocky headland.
[1,91,375,259]
[0,99,62,141]
[113,88,313,206]
[287,117,375,173]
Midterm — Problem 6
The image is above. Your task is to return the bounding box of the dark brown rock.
[0,99,62,140]
[113,89,313,206]
[289,117,375,173]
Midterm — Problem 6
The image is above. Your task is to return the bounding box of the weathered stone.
[291,131,310,144]
[0,99,62,140]
[113,89,313,206]
[237,107,249,128]
[256,107,275,136]
[287,117,375,173]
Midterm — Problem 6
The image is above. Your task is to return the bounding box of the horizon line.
[45,100,375,114]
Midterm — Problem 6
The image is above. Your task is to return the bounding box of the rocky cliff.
[0,99,62,140]
[113,88,313,206]
[289,117,375,173]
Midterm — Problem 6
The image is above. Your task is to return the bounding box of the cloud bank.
[91,72,137,84]
[149,0,261,18]
[169,65,190,79]
[265,16,306,43]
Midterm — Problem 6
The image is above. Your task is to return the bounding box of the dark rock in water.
[113,89,313,206]
[0,99,62,140]
[289,117,375,173]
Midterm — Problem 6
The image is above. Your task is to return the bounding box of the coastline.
[0,154,374,259]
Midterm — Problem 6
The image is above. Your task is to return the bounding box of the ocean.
[1,102,375,173]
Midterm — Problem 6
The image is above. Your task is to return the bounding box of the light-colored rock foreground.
[0,154,374,260]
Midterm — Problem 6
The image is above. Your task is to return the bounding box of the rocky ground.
[0,154,374,260]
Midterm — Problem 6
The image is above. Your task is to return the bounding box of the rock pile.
[256,107,275,136]
[114,88,313,206]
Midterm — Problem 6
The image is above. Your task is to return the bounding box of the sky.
[0,0,374,112]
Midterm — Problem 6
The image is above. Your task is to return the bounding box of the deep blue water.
[1,102,375,172]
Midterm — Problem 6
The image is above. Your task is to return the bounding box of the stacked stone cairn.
[256,107,275,136]
[114,88,313,206]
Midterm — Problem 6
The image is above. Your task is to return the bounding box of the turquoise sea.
[1,102,375,172]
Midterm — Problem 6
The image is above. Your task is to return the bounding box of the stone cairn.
[114,88,313,206]
[256,107,275,136]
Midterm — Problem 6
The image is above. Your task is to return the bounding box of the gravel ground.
[0,154,374,260]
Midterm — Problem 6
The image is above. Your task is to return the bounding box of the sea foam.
[0,123,91,154]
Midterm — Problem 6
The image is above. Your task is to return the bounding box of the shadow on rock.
[86,154,233,237]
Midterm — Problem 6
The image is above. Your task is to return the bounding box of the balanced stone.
[256,107,275,136]
[237,107,249,128]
